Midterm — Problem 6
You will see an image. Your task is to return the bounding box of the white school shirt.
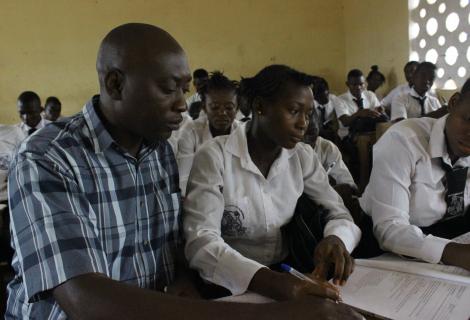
[183,124,361,295]
[314,137,356,188]
[382,83,438,107]
[359,115,470,264]
[185,92,201,107]
[335,90,381,138]
[391,87,441,121]
[177,117,240,195]
[168,113,193,155]
[0,119,49,203]
[314,94,343,125]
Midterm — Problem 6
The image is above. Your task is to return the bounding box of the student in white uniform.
[185,68,208,107]
[391,61,445,121]
[312,77,343,144]
[360,78,470,271]
[366,65,386,101]
[177,71,239,194]
[184,65,361,302]
[381,61,419,108]
[42,96,63,122]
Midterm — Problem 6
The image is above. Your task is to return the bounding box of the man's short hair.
[193,68,208,79]
[461,78,470,95]
[347,69,363,80]
[45,96,61,107]
[17,91,41,105]
[404,60,419,71]
[414,61,437,74]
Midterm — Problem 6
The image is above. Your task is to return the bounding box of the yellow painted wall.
[342,0,409,98]
[0,0,346,124]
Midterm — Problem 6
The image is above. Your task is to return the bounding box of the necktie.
[440,159,468,221]
[28,128,37,135]
[318,106,326,124]
[412,95,427,116]
[353,98,364,109]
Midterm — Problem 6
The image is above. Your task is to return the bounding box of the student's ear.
[447,92,461,114]
[104,69,125,100]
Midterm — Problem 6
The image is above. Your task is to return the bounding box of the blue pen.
[280,263,341,303]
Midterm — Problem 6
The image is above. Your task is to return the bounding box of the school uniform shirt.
[314,94,343,125]
[391,87,441,121]
[0,119,49,203]
[382,84,438,107]
[185,92,201,107]
[336,90,381,138]
[314,136,356,188]
[177,117,240,195]
[183,124,361,295]
[359,115,470,264]
[167,113,193,155]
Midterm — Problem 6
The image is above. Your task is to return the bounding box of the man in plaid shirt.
[5,23,361,320]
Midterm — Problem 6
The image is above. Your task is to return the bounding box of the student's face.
[194,77,208,94]
[346,76,366,98]
[412,68,435,96]
[17,99,42,128]
[405,64,418,84]
[367,74,384,92]
[44,102,61,121]
[204,89,238,132]
[445,92,470,159]
[115,51,191,143]
[315,89,329,105]
[259,83,314,149]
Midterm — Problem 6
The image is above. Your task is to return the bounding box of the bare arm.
[441,242,470,271]
[425,105,448,119]
[53,273,361,320]
[338,108,382,127]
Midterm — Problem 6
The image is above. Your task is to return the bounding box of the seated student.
[381,61,419,108]
[391,62,446,122]
[184,65,361,302]
[360,78,470,270]
[167,107,193,155]
[177,71,239,194]
[42,96,63,121]
[237,79,252,122]
[186,68,209,107]
[336,69,387,190]
[188,101,203,120]
[366,65,385,100]
[312,77,343,144]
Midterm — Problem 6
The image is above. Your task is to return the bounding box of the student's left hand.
[312,235,355,286]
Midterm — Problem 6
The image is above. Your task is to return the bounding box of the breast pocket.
[221,196,251,238]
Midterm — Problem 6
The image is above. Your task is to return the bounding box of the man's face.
[17,99,42,128]
[367,74,384,92]
[44,102,61,121]
[315,88,329,105]
[116,51,191,143]
[445,92,470,159]
[412,68,435,96]
[205,89,238,132]
[347,76,366,98]
[194,77,208,94]
[405,64,418,84]
[259,83,314,149]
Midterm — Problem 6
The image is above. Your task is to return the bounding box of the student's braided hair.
[240,64,315,112]
[199,71,238,102]
[366,65,385,83]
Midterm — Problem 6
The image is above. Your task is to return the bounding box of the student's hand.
[441,242,470,271]
[249,267,340,302]
[313,235,355,286]
[357,108,381,118]
[375,106,385,114]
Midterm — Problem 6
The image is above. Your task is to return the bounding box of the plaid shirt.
[6,96,182,319]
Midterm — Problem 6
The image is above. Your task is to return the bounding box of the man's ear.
[447,92,461,114]
[104,69,125,100]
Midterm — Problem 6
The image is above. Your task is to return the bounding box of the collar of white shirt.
[345,90,365,102]
[410,87,429,99]
[428,114,470,167]
[225,124,297,179]
[18,118,49,133]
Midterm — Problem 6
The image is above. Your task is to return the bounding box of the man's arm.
[338,108,382,127]
[53,273,362,320]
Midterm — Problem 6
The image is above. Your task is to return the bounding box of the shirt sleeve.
[300,145,361,253]
[8,152,108,302]
[176,125,197,196]
[362,130,450,263]
[183,142,264,295]
[334,97,351,120]
[391,93,408,121]
[323,140,356,188]
[369,91,381,108]
[381,86,398,107]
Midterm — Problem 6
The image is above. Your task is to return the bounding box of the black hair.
[312,77,329,97]
[199,71,238,102]
[17,91,41,105]
[45,96,61,107]
[193,68,209,79]
[404,60,419,72]
[366,65,385,83]
[347,69,363,81]
[240,64,315,111]
[461,78,470,95]
[414,61,437,74]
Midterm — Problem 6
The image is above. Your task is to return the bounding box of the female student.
[177,71,239,194]
[183,65,361,301]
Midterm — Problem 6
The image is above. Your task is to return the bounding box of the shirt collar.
[410,87,428,99]
[19,118,48,132]
[346,90,364,102]
[82,95,116,153]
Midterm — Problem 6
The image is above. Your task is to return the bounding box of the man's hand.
[441,242,470,271]
[357,108,381,118]
[313,235,355,286]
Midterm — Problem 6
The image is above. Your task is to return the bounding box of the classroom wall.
[342,0,410,98]
[0,0,347,124]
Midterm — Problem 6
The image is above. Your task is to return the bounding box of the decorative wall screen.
[409,0,470,89]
